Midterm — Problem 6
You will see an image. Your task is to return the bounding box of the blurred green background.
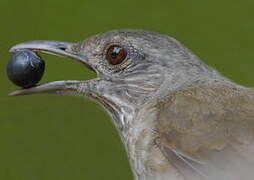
[0,0,253,179]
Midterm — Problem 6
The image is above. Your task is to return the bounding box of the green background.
[0,0,253,179]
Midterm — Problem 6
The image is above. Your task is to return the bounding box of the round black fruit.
[7,49,45,88]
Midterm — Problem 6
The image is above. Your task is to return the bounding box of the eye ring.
[106,45,127,65]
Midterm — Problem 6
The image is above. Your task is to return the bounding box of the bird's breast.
[121,106,182,180]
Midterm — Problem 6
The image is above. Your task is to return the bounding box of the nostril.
[59,47,66,51]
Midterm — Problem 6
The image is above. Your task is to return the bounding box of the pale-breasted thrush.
[9,30,254,180]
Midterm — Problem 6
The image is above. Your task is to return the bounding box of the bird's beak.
[9,40,95,96]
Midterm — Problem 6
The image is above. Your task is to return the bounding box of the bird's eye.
[106,45,127,65]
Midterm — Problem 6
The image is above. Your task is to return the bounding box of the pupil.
[111,47,121,59]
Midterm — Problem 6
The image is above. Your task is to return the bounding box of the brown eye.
[106,45,127,65]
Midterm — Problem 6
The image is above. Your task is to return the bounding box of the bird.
[9,30,254,180]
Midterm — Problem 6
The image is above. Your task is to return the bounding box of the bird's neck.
[94,85,164,179]
[111,65,233,179]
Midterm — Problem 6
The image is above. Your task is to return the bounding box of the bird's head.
[9,30,215,128]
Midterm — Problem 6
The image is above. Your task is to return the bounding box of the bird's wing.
[156,83,254,180]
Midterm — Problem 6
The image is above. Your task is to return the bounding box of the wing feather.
[156,83,254,179]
